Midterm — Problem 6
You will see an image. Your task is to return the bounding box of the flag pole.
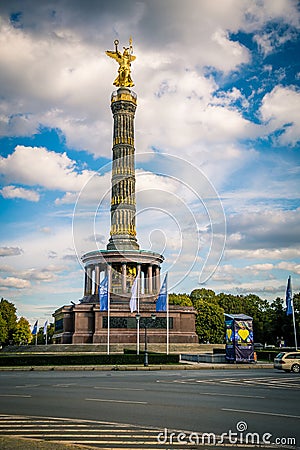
[166,290,169,355]
[137,266,140,355]
[292,300,298,350]
[107,265,111,355]
[166,273,169,355]
[45,329,48,346]
[291,277,298,350]
[286,275,298,350]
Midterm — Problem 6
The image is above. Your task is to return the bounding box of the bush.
[256,350,279,361]
[0,353,179,366]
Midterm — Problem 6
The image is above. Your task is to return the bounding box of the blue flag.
[156,274,168,312]
[286,275,293,316]
[99,275,109,311]
[32,320,38,335]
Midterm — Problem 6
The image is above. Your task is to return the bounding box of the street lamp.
[135,313,156,366]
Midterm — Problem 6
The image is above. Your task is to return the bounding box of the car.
[254,343,264,350]
[274,352,300,373]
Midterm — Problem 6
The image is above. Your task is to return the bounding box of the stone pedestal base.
[53,302,198,346]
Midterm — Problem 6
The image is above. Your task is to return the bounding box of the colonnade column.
[147,265,153,294]
[83,262,162,298]
[122,263,127,294]
[155,266,161,292]
[84,268,88,296]
[86,266,93,295]
[94,265,100,295]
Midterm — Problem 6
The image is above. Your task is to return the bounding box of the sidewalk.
[0,436,95,450]
[0,434,278,450]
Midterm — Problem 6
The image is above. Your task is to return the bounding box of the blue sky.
[0,0,299,325]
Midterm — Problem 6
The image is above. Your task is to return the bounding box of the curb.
[0,363,273,371]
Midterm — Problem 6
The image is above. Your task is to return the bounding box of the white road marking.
[85,397,148,405]
[157,376,300,391]
[199,392,265,399]
[222,408,300,419]
[15,384,40,388]
[0,394,31,398]
[93,386,144,391]
[0,433,156,439]
[0,425,89,429]
[40,439,159,444]
[0,414,162,447]
[0,414,148,427]
[0,414,278,448]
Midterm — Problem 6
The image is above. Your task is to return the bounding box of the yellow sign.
[226,329,232,340]
[238,329,250,341]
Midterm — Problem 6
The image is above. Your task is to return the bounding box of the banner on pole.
[156,274,167,312]
[99,275,109,311]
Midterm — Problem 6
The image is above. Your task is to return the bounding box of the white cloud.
[40,227,52,234]
[0,0,299,315]
[210,29,249,70]
[260,85,300,145]
[213,261,293,281]
[211,263,275,283]
[0,145,97,192]
[226,207,300,251]
[134,63,262,156]
[226,247,300,261]
[253,28,298,57]
[0,15,113,155]
[0,264,68,283]
[0,276,31,289]
[276,261,300,276]
[0,0,296,159]
[0,185,40,201]
[0,246,23,257]
[242,0,300,31]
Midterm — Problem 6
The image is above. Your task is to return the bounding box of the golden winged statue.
[106,37,136,87]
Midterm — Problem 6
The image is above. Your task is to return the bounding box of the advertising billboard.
[225,314,254,363]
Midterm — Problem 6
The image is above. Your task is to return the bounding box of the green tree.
[190,288,217,304]
[13,317,32,345]
[36,326,44,345]
[169,293,193,307]
[215,293,244,314]
[0,298,17,344]
[0,313,8,345]
[241,294,272,344]
[279,293,300,347]
[267,297,288,346]
[192,299,224,343]
[214,292,273,344]
[47,323,55,344]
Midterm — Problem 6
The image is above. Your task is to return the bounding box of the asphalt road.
[0,369,299,448]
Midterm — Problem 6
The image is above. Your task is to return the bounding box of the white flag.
[43,320,48,335]
[130,276,138,313]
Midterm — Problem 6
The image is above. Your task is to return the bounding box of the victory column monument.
[53,39,198,349]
